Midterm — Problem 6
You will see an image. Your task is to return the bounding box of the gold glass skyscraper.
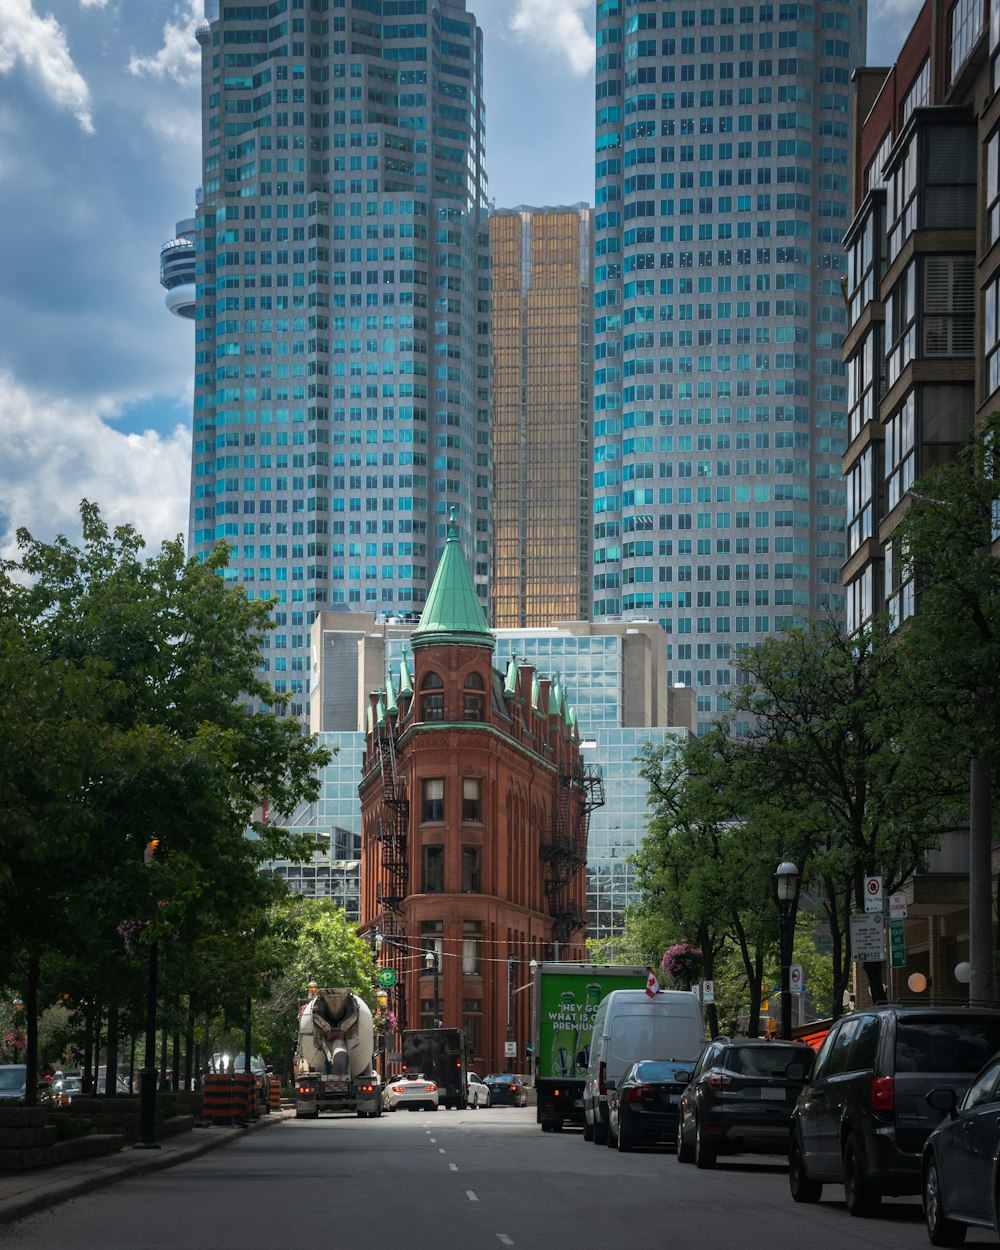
[489,206,592,629]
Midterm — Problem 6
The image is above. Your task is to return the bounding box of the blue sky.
[0,0,924,559]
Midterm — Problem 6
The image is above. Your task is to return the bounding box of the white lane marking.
[429,1137,436,1143]
[466,1190,479,1202]
[438,1147,446,1154]
[449,1163,458,1171]
[497,1237,514,1246]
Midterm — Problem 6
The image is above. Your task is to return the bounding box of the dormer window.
[421,671,444,721]
[463,671,485,721]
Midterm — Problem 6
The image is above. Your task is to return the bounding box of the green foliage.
[46,1114,92,1141]
[0,502,332,1092]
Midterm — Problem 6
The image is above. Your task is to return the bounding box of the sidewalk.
[0,1110,290,1227]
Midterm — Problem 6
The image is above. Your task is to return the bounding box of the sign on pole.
[850,912,885,962]
[702,980,715,1004]
[378,968,397,988]
[889,918,906,970]
[789,964,804,994]
[504,1041,517,1058]
[864,875,884,914]
[889,892,908,920]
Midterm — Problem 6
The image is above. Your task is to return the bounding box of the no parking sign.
[864,875,884,913]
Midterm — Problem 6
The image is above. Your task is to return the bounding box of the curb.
[0,1112,287,1226]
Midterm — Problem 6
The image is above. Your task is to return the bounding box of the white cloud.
[79,0,108,8]
[0,373,191,560]
[510,0,594,76]
[0,0,94,133]
[127,0,201,84]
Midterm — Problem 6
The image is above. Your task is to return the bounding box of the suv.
[788,1005,1000,1217]
[677,1038,814,1168]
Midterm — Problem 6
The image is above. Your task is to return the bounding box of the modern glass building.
[591,0,865,734]
[489,205,593,628]
[186,0,491,720]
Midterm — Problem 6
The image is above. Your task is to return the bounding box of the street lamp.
[424,950,440,1027]
[134,838,162,1151]
[774,860,800,1042]
[506,955,515,1073]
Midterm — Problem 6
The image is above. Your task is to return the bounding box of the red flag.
[645,968,659,998]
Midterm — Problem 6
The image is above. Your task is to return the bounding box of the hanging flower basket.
[660,943,703,989]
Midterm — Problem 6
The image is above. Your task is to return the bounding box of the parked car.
[49,1074,84,1106]
[582,988,706,1145]
[382,1073,439,1112]
[466,1071,491,1109]
[514,1072,534,1090]
[483,1074,529,1107]
[608,1059,695,1152]
[676,1039,814,1168]
[0,1065,26,1102]
[921,1049,1000,1246]
[788,1005,1000,1217]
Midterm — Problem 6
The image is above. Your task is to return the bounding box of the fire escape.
[540,761,605,948]
[371,701,410,1030]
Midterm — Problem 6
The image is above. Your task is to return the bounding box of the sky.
[0,0,925,561]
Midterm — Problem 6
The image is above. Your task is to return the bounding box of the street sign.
[504,1041,517,1058]
[889,892,908,920]
[702,980,715,1004]
[789,964,804,993]
[864,875,884,913]
[889,918,906,970]
[378,968,396,988]
[850,912,885,962]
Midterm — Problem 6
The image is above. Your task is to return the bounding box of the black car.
[789,1005,1000,1217]
[483,1074,528,1107]
[922,1049,1000,1246]
[676,1038,814,1168]
[607,1059,695,1152]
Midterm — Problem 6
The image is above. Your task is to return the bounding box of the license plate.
[668,1093,682,1103]
[761,1087,785,1101]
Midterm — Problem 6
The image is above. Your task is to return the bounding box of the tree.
[724,617,962,1010]
[0,502,331,1098]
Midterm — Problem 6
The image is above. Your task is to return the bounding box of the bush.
[47,1113,92,1141]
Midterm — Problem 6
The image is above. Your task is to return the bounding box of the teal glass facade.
[591,0,865,734]
[188,0,491,721]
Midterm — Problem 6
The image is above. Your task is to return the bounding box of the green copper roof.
[412,507,494,650]
[398,654,413,699]
[503,654,519,700]
[385,671,398,719]
[531,673,542,715]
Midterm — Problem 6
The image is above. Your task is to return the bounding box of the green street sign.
[889,919,906,970]
[378,968,397,988]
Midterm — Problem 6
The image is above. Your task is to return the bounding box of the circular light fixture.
[954,961,971,985]
[907,972,928,993]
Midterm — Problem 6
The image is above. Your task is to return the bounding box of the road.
[5,1107,994,1250]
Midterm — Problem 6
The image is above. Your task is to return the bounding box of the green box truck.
[532,962,647,1132]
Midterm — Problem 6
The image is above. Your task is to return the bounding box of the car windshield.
[485,1075,514,1084]
[0,1069,25,1091]
[631,1062,684,1082]
[725,1047,811,1077]
[895,1018,1000,1074]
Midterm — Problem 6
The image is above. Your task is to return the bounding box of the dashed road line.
[449,1163,458,1171]
[497,1236,514,1246]
[466,1190,479,1202]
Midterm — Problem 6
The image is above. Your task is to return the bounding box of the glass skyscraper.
[591,0,865,733]
[490,205,593,628]
[187,0,491,720]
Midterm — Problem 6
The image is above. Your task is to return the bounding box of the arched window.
[463,671,485,721]
[420,671,444,722]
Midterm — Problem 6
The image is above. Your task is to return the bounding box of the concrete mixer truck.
[294,987,381,1118]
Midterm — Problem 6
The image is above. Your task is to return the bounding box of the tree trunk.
[105,998,120,1096]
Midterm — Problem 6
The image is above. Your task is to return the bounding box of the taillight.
[391,1084,405,1093]
[626,1084,652,1102]
[598,1061,607,1096]
[426,1083,437,1092]
[871,1076,894,1112]
[706,1071,732,1093]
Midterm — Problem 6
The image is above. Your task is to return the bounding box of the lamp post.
[135,838,162,1151]
[774,861,800,1042]
[425,950,440,1027]
[506,954,515,1073]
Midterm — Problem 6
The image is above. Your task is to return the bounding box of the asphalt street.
[3,1107,995,1250]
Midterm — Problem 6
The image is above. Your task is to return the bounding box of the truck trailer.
[532,962,647,1132]
[401,1028,467,1110]
[294,987,381,1118]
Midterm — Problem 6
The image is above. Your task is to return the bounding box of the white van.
[582,989,705,1144]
